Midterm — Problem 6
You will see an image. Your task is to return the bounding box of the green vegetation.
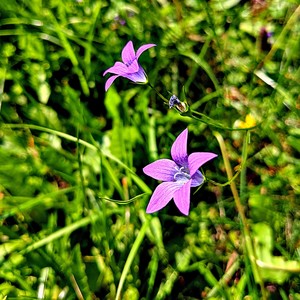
[0,0,299,299]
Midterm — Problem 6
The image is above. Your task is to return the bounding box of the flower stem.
[147,82,169,105]
[185,109,259,131]
[147,83,259,131]
[213,131,267,299]
[115,217,150,300]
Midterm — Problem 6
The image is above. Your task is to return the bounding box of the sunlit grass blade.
[115,217,150,300]
[20,214,101,254]
[0,187,77,221]
[2,123,151,194]
[99,193,149,205]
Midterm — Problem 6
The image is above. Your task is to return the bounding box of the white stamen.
[174,166,191,181]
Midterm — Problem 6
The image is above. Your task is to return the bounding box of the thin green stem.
[2,123,151,194]
[76,116,87,205]
[0,187,77,221]
[206,258,240,298]
[207,167,241,187]
[185,109,260,131]
[148,82,169,104]
[148,82,259,132]
[21,214,100,254]
[240,132,250,205]
[214,131,267,299]
[115,218,150,300]
[48,10,89,96]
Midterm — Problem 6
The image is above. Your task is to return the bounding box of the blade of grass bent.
[3,123,151,194]
[20,214,100,254]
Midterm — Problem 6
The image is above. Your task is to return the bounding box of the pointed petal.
[146,181,183,213]
[171,128,188,167]
[103,62,128,76]
[190,170,204,187]
[143,159,177,181]
[136,43,156,59]
[121,41,136,65]
[188,152,217,176]
[105,75,119,91]
[173,180,192,215]
[124,66,147,83]
[126,59,140,73]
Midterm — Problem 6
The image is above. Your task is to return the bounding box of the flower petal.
[105,75,119,91]
[188,152,218,176]
[126,59,140,73]
[143,159,177,181]
[136,43,156,59]
[173,180,192,215]
[171,128,188,167]
[124,66,147,83]
[121,41,136,65]
[190,170,204,187]
[146,181,183,214]
[103,62,128,76]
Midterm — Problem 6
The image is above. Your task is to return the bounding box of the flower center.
[174,166,191,182]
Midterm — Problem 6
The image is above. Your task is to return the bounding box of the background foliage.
[0,0,299,299]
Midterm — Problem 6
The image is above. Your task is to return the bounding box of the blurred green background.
[0,0,299,299]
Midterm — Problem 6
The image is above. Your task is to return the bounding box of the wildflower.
[103,40,156,91]
[143,128,217,215]
[237,113,257,129]
[169,95,187,113]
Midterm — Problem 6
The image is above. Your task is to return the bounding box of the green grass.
[0,0,300,299]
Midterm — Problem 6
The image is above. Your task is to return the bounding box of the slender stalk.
[147,83,259,131]
[21,214,100,254]
[186,109,259,131]
[240,132,250,205]
[206,258,240,298]
[147,82,169,104]
[115,218,150,300]
[214,131,267,299]
[3,123,151,194]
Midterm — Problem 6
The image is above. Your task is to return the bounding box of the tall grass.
[0,0,299,299]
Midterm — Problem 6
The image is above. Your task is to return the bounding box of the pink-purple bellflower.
[103,40,156,91]
[143,128,217,215]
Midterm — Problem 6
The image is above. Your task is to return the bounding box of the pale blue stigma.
[169,95,187,112]
[169,95,181,108]
[174,166,191,182]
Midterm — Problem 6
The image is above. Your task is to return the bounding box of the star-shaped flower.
[103,40,156,91]
[143,128,217,215]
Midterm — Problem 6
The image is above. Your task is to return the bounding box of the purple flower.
[143,128,217,215]
[169,95,187,112]
[103,40,156,91]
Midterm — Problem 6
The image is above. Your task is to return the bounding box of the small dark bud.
[169,95,187,113]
